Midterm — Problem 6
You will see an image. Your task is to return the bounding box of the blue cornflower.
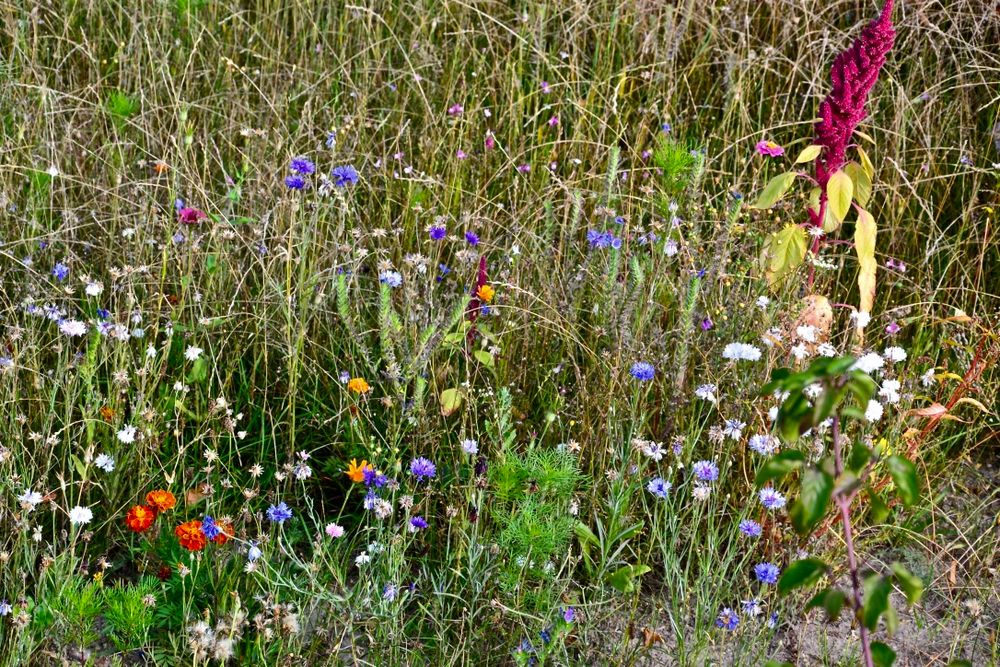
[614,215,625,225]
[647,477,671,499]
[290,156,315,175]
[331,165,359,187]
[410,456,437,481]
[539,627,552,644]
[0,600,11,616]
[586,229,620,249]
[429,225,447,240]
[379,270,402,287]
[200,516,222,540]
[96,308,111,320]
[661,122,672,133]
[749,434,779,456]
[383,583,398,601]
[630,362,655,381]
[325,131,337,149]
[52,262,69,281]
[692,460,720,483]
[284,174,307,190]
[754,562,780,585]
[266,501,293,524]
[739,519,762,538]
[409,516,428,531]
[247,542,262,561]
[715,607,739,631]
[759,487,787,510]
[464,231,480,246]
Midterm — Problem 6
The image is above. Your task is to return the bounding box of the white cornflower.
[722,342,762,362]
[461,439,479,455]
[852,352,885,374]
[692,484,712,501]
[851,310,871,329]
[117,425,137,444]
[748,434,779,456]
[355,552,371,567]
[756,296,771,310]
[94,454,115,472]
[920,368,936,387]
[864,399,884,423]
[59,320,88,337]
[791,344,810,361]
[879,379,902,404]
[185,346,204,361]
[69,506,93,525]
[723,419,746,440]
[17,489,43,510]
[883,346,907,363]
[795,325,817,343]
[84,281,103,296]
[695,384,718,403]
[640,440,664,461]
[816,342,838,357]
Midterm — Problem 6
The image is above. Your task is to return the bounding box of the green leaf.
[862,573,892,630]
[807,587,847,621]
[871,642,897,667]
[946,661,973,667]
[607,564,651,594]
[827,169,854,223]
[755,450,806,487]
[764,662,794,667]
[439,388,464,417]
[472,349,494,368]
[790,467,833,535]
[794,145,823,164]
[187,357,209,384]
[868,487,892,523]
[886,455,920,506]
[205,253,219,274]
[778,558,828,595]
[847,441,872,474]
[855,208,877,317]
[762,224,808,285]
[890,563,924,605]
[844,162,873,208]
[752,172,797,209]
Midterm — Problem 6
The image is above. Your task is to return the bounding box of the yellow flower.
[347,377,370,394]
[476,284,495,303]
[345,459,369,483]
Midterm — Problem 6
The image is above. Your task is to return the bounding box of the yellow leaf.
[794,145,823,164]
[762,224,809,286]
[752,172,797,209]
[954,397,992,414]
[856,145,875,179]
[844,162,872,208]
[854,208,877,317]
[827,170,854,223]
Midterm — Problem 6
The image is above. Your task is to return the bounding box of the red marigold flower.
[125,505,156,533]
[146,489,176,513]
[175,520,207,551]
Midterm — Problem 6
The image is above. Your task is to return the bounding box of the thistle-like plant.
[754,0,895,328]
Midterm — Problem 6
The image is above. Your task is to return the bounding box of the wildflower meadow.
[0,0,998,664]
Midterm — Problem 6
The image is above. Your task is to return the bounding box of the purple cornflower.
[464,231,480,246]
[290,156,315,175]
[739,519,763,538]
[331,165,359,187]
[701,317,714,331]
[447,103,463,116]
[266,501,293,523]
[692,460,720,483]
[647,477,671,499]
[52,262,69,281]
[429,225,446,240]
[516,163,531,173]
[754,562,780,585]
[759,487,787,510]
[284,174,306,190]
[200,516,222,540]
[716,607,739,631]
[409,516,428,531]
[885,321,901,335]
[562,607,575,623]
[410,457,437,481]
[630,362,655,381]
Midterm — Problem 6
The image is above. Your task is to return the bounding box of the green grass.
[0,0,997,664]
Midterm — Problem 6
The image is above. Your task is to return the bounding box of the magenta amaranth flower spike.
[814,0,895,188]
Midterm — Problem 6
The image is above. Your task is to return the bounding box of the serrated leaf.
[862,573,892,630]
[827,170,854,223]
[439,388,464,416]
[790,467,833,535]
[778,558,828,595]
[855,208,877,317]
[886,455,919,506]
[890,563,924,605]
[763,224,808,286]
[871,642,897,667]
[752,172,797,209]
[844,162,872,208]
[794,145,823,164]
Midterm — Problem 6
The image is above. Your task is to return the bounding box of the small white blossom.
[852,352,885,374]
[117,425,137,444]
[864,399,884,423]
[94,454,115,472]
[69,506,93,525]
[883,346,907,363]
[722,342,762,362]
[185,346,204,361]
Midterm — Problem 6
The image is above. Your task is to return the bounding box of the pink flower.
[455,149,467,160]
[484,131,496,151]
[177,207,207,224]
[325,522,344,538]
[547,115,559,128]
[755,140,784,157]
[447,103,463,116]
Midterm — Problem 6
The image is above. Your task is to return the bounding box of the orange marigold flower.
[213,520,234,545]
[125,505,156,533]
[99,405,115,422]
[175,520,207,551]
[347,377,370,395]
[152,160,169,174]
[146,489,176,513]
[345,458,369,483]
[476,284,495,303]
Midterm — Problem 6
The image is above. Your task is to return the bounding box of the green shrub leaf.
[778,558,828,595]
[886,455,920,506]
[752,172,797,209]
